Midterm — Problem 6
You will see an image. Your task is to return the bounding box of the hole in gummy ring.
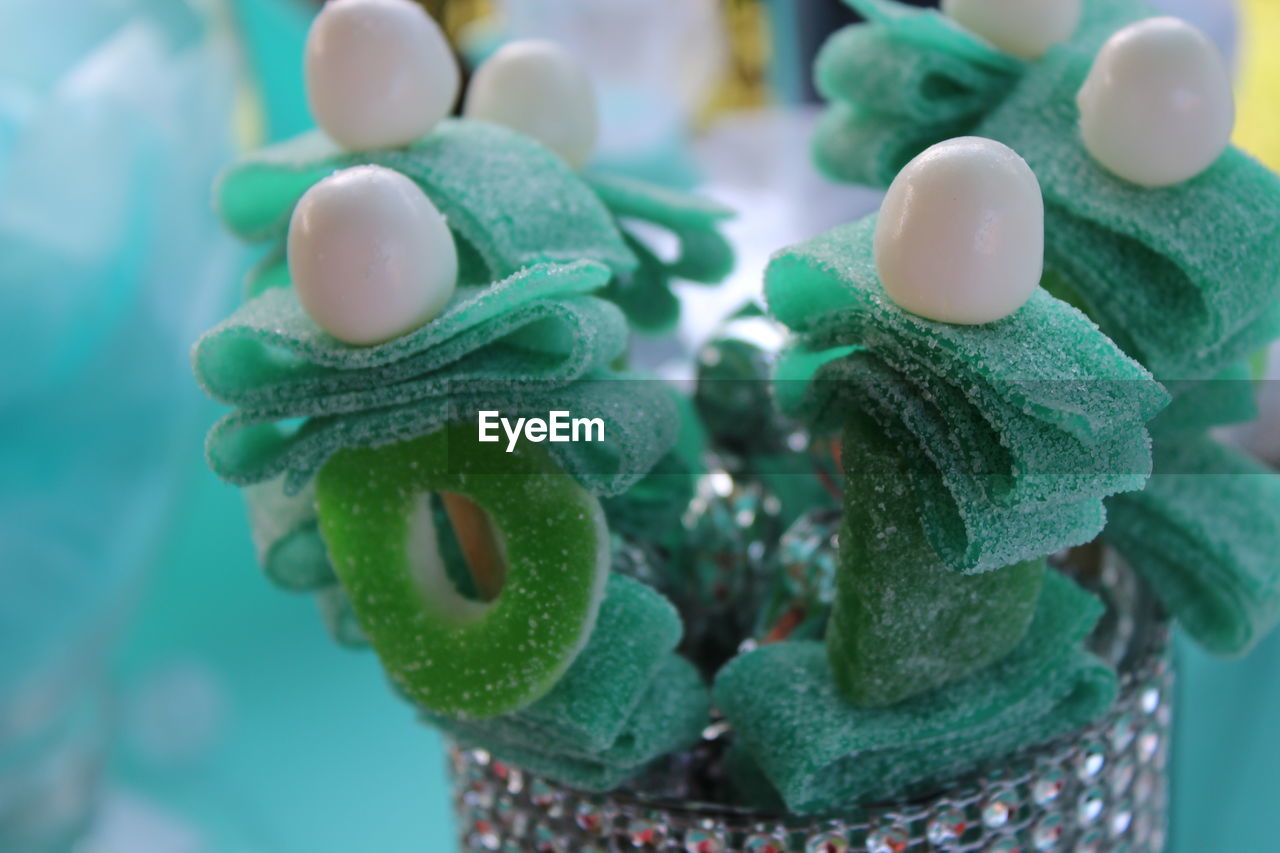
[439,492,507,602]
[405,492,507,625]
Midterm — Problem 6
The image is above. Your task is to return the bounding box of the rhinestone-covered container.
[449,553,1171,852]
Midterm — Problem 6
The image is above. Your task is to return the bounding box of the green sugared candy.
[1104,435,1280,657]
[829,413,1045,707]
[767,216,1166,571]
[584,171,734,285]
[814,0,1280,383]
[715,570,1117,811]
[439,653,709,792]
[212,366,678,499]
[243,476,334,591]
[983,47,1280,382]
[490,573,683,752]
[195,261,618,414]
[812,102,973,189]
[199,119,686,499]
[317,585,366,648]
[193,260,656,493]
[815,16,1016,125]
[419,573,684,753]
[216,120,635,280]
[601,233,682,333]
[721,742,787,811]
[1149,363,1258,438]
[316,424,610,719]
[194,259,676,498]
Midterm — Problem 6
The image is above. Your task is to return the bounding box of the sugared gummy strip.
[215,120,635,281]
[766,216,1167,571]
[815,0,1280,384]
[829,412,1045,706]
[194,258,678,497]
[210,367,679,498]
[583,172,734,333]
[714,570,1116,811]
[982,49,1280,382]
[442,653,709,791]
[243,477,333,591]
[1104,435,1280,657]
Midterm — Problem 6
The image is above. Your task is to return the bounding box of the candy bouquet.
[192,1,1280,851]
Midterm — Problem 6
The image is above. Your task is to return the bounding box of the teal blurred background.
[3,0,1277,850]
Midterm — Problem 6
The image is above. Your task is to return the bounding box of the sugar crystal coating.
[243,476,333,591]
[829,411,1045,706]
[766,215,1166,571]
[714,570,1117,811]
[215,120,634,277]
[585,171,735,332]
[1104,435,1280,657]
[194,260,676,496]
[315,424,610,718]
[815,0,1280,384]
[440,653,708,791]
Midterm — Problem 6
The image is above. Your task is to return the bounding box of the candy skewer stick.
[441,491,507,602]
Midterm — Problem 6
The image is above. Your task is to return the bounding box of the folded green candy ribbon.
[416,571,707,790]
[815,0,1280,384]
[767,217,1167,572]
[815,14,1017,125]
[419,571,685,731]
[448,650,711,788]
[317,585,365,647]
[812,102,975,190]
[605,387,706,550]
[196,262,618,418]
[982,49,1280,382]
[213,118,732,334]
[1104,435,1280,657]
[1148,363,1258,439]
[216,120,635,281]
[830,411,1046,707]
[585,171,734,283]
[194,259,678,496]
[437,573,685,748]
[243,476,331,591]
[584,171,735,333]
[714,570,1117,811]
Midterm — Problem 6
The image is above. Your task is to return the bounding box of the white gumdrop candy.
[1077,17,1234,188]
[463,40,599,168]
[305,0,460,151]
[942,0,1081,60]
[874,137,1044,326]
[288,165,457,345]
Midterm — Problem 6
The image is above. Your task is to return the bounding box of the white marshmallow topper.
[305,0,460,151]
[463,40,600,169]
[874,137,1044,326]
[941,0,1081,60]
[288,165,458,345]
[1077,17,1235,189]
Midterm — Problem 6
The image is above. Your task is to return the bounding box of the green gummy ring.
[315,423,610,719]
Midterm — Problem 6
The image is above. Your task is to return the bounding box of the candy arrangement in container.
[190,0,1280,850]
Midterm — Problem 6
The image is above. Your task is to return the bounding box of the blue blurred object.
[0,0,242,848]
